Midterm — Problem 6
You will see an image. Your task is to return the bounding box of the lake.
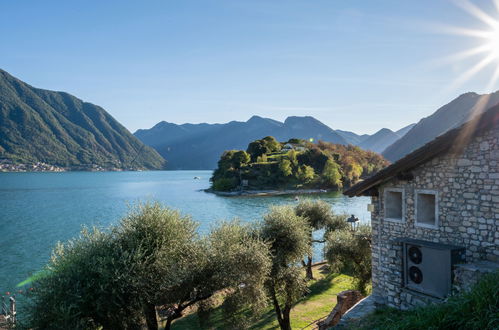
[0,170,370,297]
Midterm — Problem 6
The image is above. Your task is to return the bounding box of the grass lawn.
[168,264,356,329]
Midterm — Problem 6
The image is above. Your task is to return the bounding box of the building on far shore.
[344,103,499,310]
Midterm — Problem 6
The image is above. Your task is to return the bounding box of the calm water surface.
[0,170,370,296]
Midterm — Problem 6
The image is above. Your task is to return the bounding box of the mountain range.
[136,90,499,170]
[135,116,414,170]
[0,69,165,170]
[2,68,498,172]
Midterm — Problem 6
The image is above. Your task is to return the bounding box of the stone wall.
[371,126,499,309]
[453,261,499,294]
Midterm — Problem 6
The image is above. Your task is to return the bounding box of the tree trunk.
[269,285,285,329]
[143,302,158,330]
[305,255,314,280]
[164,306,185,330]
[165,318,173,330]
[281,304,292,330]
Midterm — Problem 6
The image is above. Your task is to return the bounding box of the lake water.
[0,170,370,297]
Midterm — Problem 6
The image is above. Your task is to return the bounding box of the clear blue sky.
[1,0,499,134]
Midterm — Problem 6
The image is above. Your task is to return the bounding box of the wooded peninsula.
[210,136,389,192]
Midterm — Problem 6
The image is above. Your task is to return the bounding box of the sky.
[1,0,499,134]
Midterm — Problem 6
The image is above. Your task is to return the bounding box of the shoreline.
[205,188,334,197]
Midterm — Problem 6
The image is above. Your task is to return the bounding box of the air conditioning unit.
[402,238,466,298]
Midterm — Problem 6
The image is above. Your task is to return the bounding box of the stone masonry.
[370,126,499,309]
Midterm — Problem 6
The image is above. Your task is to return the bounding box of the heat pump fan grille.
[408,246,422,264]
[402,239,466,299]
[409,266,423,284]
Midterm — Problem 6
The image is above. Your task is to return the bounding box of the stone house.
[344,104,499,310]
[282,143,306,152]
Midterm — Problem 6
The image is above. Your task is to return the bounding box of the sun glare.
[486,23,499,61]
[437,0,499,92]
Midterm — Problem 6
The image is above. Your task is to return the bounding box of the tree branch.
[312,239,326,243]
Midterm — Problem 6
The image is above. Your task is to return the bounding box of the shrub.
[212,177,237,191]
[350,271,499,330]
[325,225,372,294]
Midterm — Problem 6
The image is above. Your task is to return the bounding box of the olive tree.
[160,220,271,329]
[25,203,271,330]
[25,202,198,330]
[294,200,348,280]
[114,203,199,330]
[25,228,143,329]
[325,224,372,294]
[259,205,310,330]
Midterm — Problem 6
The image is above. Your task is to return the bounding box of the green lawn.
[169,264,355,329]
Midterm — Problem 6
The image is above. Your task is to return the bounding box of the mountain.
[336,130,370,145]
[357,123,416,154]
[383,91,499,161]
[0,69,165,170]
[135,115,349,169]
[395,123,416,137]
[359,128,401,153]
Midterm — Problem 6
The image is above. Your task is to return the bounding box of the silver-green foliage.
[25,227,143,329]
[294,199,348,279]
[259,205,311,330]
[325,224,372,294]
[25,202,272,330]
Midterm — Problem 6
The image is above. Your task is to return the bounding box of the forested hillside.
[0,69,165,170]
[210,136,388,191]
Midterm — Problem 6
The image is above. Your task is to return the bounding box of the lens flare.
[434,0,499,92]
[487,23,499,60]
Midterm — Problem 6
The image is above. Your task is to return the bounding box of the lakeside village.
[0,160,142,173]
[0,160,65,172]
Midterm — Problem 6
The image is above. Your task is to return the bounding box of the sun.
[436,0,499,92]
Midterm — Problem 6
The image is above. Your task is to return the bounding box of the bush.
[212,177,237,191]
[350,271,499,330]
[325,225,372,294]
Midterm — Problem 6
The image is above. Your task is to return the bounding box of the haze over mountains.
[135,116,414,170]
[383,90,499,161]
[0,69,165,170]
[136,90,499,170]
[2,68,498,172]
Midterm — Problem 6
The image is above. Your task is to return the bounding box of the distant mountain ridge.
[0,69,165,170]
[135,116,413,170]
[357,123,416,154]
[383,91,499,161]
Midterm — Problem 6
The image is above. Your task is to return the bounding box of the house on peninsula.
[344,103,499,309]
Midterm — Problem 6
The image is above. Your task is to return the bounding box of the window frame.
[383,187,405,223]
[415,189,439,229]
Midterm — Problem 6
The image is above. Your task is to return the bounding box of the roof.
[344,103,499,197]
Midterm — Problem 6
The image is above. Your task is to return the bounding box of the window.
[415,190,438,228]
[384,188,404,222]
